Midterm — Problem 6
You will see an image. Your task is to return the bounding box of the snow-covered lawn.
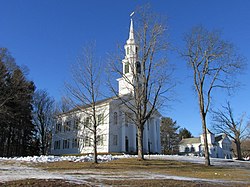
[0,154,249,186]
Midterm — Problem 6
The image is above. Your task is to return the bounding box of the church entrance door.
[125,136,129,152]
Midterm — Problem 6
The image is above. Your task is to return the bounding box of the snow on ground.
[0,154,249,185]
[0,154,115,163]
[0,154,249,168]
[147,155,250,168]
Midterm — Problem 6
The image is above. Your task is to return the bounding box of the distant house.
[179,129,232,159]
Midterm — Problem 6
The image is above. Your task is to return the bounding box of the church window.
[97,113,104,125]
[84,137,91,147]
[97,135,104,146]
[136,61,141,74]
[72,138,79,148]
[63,139,70,149]
[125,113,133,126]
[55,123,62,133]
[64,121,71,132]
[125,63,129,74]
[54,140,61,150]
[114,112,118,125]
[84,117,90,128]
[73,118,80,130]
[127,47,129,55]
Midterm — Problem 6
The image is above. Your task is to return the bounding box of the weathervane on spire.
[130,11,135,17]
[128,11,135,41]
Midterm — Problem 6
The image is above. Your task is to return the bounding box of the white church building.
[51,18,161,155]
[179,129,232,159]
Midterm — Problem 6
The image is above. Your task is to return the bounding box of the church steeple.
[117,16,141,95]
[124,18,139,74]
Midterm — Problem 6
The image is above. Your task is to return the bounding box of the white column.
[132,124,137,152]
[143,121,149,153]
[152,118,156,153]
[155,119,160,153]
[121,112,125,152]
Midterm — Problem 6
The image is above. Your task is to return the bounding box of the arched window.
[136,46,138,54]
[185,147,189,152]
[125,62,129,74]
[127,47,129,55]
[114,112,118,125]
[136,61,141,74]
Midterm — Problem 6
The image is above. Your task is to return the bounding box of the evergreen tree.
[160,117,180,154]
[179,128,193,140]
[0,48,36,157]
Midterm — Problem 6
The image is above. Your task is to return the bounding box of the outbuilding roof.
[179,137,201,145]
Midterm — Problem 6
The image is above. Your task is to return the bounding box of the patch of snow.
[0,154,113,163]
[0,154,249,185]
[0,154,249,168]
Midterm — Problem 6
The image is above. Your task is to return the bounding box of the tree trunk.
[201,113,211,166]
[6,126,12,157]
[93,124,98,164]
[137,126,144,160]
[41,123,46,155]
[235,139,242,160]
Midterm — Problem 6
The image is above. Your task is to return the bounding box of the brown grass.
[34,158,250,182]
[0,179,89,187]
[100,179,247,187]
[1,178,247,187]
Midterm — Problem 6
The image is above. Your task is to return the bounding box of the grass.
[2,158,249,186]
[1,178,246,187]
[99,179,246,187]
[34,158,250,182]
[0,179,89,187]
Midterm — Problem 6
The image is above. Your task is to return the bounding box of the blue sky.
[1,0,249,136]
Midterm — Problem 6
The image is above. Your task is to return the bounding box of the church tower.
[117,18,141,95]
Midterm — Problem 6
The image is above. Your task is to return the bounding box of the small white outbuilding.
[179,129,232,159]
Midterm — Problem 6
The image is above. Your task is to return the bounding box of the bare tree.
[212,102,250,160]
[240,138,250,159]
[55,96,72,115]
[180,26,245,166]
[65,44,106,164]
[33,89,55,155]
[108,5,174,160]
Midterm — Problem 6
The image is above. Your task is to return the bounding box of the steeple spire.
[127,19,135,44]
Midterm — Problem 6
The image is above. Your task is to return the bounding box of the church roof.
[57,93,162,118]
[206,128,214,134]
[179,137,201,145]
[58,96,117,116]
